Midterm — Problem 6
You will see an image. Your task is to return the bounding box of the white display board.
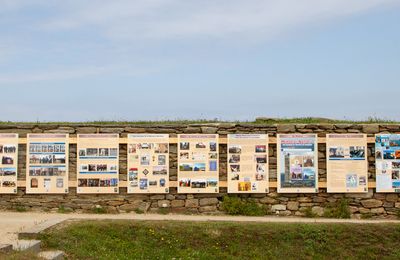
[277,134,318,193]
[227,134,269,193]
[27,134,69,194]
[177,134,219,193]
[77,134,119,194]
[327,134,368,193]
[127,134,169,193]
[0,134,18,194]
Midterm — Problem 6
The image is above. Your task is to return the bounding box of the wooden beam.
[14,181,377,189]
[17,136,377,144]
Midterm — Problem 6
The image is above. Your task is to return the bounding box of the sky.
[0,0,399,122]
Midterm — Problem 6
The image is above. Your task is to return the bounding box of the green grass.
[38,220,400,260]
[0,116,398,125]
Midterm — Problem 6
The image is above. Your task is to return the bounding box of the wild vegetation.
[221,196,268,216]
[35,220,400,259]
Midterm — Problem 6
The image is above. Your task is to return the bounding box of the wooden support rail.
[14,181,378,189]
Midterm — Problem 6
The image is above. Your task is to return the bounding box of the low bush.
[221,196,267,216]
[58,205,73,214]
[91,206,107,214]
[14,203,27,212]
[302,207,318,218]
[323,198,351,219]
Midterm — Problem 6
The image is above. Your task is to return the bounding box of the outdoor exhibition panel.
[0,134,18,193]
[227,134,269,193]
[178,134,219,193]
[127,134,169,193]
[375,134,400,193]
[26,134,69,194]
[77,134,119,194]
[326,134,368,193]
[277,134,318,193]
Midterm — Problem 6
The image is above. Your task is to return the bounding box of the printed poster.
[375,134,400,192]
[277,134,318,193]
[178,134,219,193]
[127,134,169,193]
[27,134,68,194]
[77,134,119,194]
[227,134,269,193]
[0,134,18,193]
[327,134,368,193]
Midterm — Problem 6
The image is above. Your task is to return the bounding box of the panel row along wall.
[1,132,400,194]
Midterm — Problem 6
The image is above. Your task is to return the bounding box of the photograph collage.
[0,134,18,193]
[326,134,368,193]
[227,134,269,193]
[78,178,118,188]
[375,134,400,192]
[127,134,169,193]
[178,134,219,193]
[77,134,119,194]
[278,134,318,193]
[27,134,69,194]
[328,146,366,160]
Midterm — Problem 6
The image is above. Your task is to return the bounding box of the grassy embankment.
[0,116,398,125]
[22,220,400,259]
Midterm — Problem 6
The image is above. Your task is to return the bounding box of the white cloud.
[40,0,399,42]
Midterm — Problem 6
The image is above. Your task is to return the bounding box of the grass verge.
[0,116,398,125]
[38,220,400,259]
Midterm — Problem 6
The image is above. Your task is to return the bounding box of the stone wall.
[0,123,399,219]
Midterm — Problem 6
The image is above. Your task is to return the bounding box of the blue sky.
[0,0,399,122]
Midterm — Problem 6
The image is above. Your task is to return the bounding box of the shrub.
[15,205,27,212]
[302,207,317,218]
[14,203,27,212]
[395,209,400,219]
[323,198,351,219]
[157,208,170,215]
[92,206,107,214]
[58,205,72,214]
[134,208,144,214]
[221,196,267,216]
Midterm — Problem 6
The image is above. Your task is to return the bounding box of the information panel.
[178,134,219,193]
[277,134,318,193]
[0,134,18,193]
[127,134,169,193]
[27,134,68,194]
[77,134,119,194]
[375,134,400,193]
[327,134,368,193]
[227,134,269,193]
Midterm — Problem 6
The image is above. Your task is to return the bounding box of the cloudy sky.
[1,0,399,121]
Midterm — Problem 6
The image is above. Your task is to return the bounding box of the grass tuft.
[221,196,267,216]
[323,198,351,219]
[91,206,107,214]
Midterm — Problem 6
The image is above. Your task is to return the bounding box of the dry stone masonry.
[0,123,400,219]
